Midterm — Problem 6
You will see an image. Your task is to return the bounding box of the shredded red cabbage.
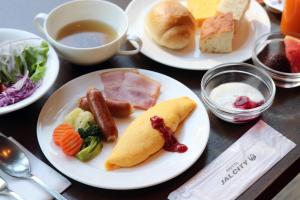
[0,71,40,107]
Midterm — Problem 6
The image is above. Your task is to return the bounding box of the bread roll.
[145,0,196,50]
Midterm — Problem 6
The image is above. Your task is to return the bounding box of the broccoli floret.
[76,136,102,162]
[78,122,102,139]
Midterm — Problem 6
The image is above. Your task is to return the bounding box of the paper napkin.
[0,137,71,200]
[169,120,296,200]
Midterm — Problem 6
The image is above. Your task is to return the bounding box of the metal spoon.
[0,176,24,200]
[0,135,67,200]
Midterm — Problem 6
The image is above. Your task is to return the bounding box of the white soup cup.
[34,0,142,65]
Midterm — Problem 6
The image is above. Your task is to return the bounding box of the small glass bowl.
[201,63,276,123]
[252,32,300,88]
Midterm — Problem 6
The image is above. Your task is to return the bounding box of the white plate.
[0,28,59,115]
[126,0,271,70]
[37,68,210,190]
[264,0,284,13]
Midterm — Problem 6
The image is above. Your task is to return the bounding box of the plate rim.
[264,0,283,13]
[125,0,271,71]
[0,28,60,115]
[36,68,210,190]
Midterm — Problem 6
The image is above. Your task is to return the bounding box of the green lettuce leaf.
[23,41,49,82]
[30,64,46,83]
[0,41,49,84]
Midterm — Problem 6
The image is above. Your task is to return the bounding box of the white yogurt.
[209,82,265,110]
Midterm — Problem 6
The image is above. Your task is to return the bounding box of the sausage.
[105,99,132,118]
[78,97,90,111]
[86,88,118,142]
[78,97,132,118]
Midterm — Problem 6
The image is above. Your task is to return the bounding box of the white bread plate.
[126,0,271,70]
[264,0,284,13]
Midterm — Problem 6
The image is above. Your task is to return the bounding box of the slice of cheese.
[187,0,220,27]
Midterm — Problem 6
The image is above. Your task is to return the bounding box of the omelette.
[105,96,197,170]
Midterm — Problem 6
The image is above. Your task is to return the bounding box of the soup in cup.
[34,0,142,65]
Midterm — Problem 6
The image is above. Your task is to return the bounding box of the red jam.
[233,96,264,110]
[150,116,188,153]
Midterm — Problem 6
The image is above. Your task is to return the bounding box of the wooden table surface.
[0,0,299,199]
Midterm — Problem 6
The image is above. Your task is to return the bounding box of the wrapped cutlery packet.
[169,120,296,200]
[0,134,71,200]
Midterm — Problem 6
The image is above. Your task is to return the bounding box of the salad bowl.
[0,28,59,115]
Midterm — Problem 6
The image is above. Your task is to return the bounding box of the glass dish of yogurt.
[201,63,276,123]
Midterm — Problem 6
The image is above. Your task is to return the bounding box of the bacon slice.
[100,70,161,110]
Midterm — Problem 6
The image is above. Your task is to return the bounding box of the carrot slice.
[60,130,83,156]
[52,124,74,146]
